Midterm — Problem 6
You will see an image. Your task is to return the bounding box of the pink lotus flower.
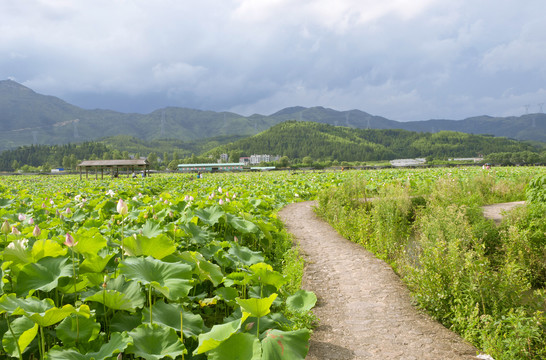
[11,227,21,235]
[219,199,224,205]
[18,214,26,221]
[117,199,128,216]
[29,218,34,225]
[33,225,41,237]
[65,207,72,215]
[64,233,77,247]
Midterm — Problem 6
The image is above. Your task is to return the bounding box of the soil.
[481,201,525,225]
[279,201,487,360]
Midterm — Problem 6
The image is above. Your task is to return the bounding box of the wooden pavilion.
[77,159,149,180]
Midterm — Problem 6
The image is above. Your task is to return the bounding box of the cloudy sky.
[2,0,546,121]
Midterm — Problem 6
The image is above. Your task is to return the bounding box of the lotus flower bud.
[64,233,77,247]
[117,199,128,216]
[65,207,72,215]
[29,218,34,225]
[11,227,21,235]
[219,199,224,205]
[33,225,41,237]
[1,220,11,234]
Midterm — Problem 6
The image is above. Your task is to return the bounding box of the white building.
[249,154,281,164]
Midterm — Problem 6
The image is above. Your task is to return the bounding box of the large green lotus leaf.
[261,329,310,360]
[0,198,15,208]
[194,205,225,226]
[31,239,67,261]
[17,256,73,295]
[56,314,101,346]
[179,251,224,286]
[179,222,216,245]
[68,208,87,223]
[45,331,132,360]
[214,287,239,302]
[73,228,107,256]
[119,257,193,300]
[31,304,90,327]
[84,277,145,312]
[79,251,115,274]
[141,220,163,238]
[127,323,186,360]
[56,277,90,294]
[286,290,317,313]
[141,300,207,338]
[2,316,38,358]
[228,244,264,266]
[85,290,139,312]
[109,311,142,333]
[194,312,250,355]
[226,213,259,234]
[249,263,286,289]
[3,240,32,267]
[224,271,250,287]
[82,218,103,229]
[122,233,176,259]
[0,294,52,316]
[236,294,277,318]
[207,332,261,360]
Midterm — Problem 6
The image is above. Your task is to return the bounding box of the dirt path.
[481,201,525,224]
[279,201,484,360]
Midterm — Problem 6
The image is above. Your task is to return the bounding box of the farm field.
[0,166,544,359]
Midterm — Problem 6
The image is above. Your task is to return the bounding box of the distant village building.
[219,153,229,162]
[239,157,250,165]
[249,154,280,165]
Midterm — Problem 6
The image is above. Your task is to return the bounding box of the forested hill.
[1,80,545,152]
[219,121,537,161]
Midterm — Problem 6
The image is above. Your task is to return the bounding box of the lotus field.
[0,167,544,359]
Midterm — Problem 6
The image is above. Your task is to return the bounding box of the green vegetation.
[316,167,546,359]
[0,171,348,359]
[217,121,542,162]
[2,80,545,152]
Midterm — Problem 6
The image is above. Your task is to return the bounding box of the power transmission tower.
[524,104,531,114]
[539,103,544,113]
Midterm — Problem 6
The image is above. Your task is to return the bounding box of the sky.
[2,0,546,121]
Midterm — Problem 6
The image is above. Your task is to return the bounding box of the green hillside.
[218,121,539,161]
[1,80,545,153]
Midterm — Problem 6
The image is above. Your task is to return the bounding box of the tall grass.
[316,169,546,359]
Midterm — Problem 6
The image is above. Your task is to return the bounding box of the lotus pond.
[0,167,543,359]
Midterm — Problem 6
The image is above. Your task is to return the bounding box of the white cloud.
[1,0,545,120]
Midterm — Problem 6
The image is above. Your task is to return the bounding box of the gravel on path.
[279,201,485,360]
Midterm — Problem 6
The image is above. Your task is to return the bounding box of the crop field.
[0,166,544,359]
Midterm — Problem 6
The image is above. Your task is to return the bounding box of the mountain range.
[1,79,545,152]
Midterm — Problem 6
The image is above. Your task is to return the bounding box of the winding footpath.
[279,201,484,360]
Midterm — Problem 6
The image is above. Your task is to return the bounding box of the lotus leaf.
[207,332,262,360]
[119,256,193,300]
[141,300,207,338]
[261,329,310,360]
[2,316,38,358]
[286,289,317,313]
[179,251,224,286]
[249,263,286,289]
[56,314,101,345]
[45,331,132,360]
[122,233,176,259]
[16,256,73,295]
[228,244,264,266]
[236,294,278,318]
[194,312,250,355]
[193,205,226,226]
[127,323,186,360]
[31,239,67,261]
